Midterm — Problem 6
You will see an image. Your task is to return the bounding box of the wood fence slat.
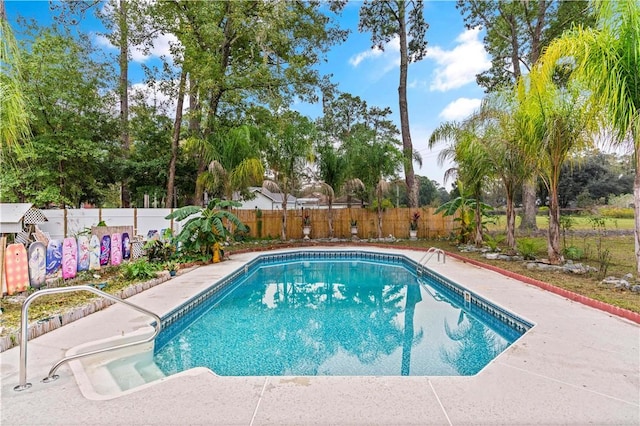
[233,208,452,239]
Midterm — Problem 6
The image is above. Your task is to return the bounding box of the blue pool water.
[154,251,531,377]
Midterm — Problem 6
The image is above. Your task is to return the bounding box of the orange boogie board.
[5,243,29,295]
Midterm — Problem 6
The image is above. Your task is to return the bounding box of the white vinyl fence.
[38,208,182,241]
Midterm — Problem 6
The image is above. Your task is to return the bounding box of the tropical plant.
[539,0,640,274]
[0,1,30,151]
[410,211,420,231]
[516,63,594,264]
[119,259,159,281]
[263,111,316,240]
[143,238,175,263]
[165,198,247,257]
[435,181,492,244]
[484,233,505,252]
[474,91,536,249]
[457,0,596,231]
[164,260,179,272]
[189,125,266,203]
[516,238,542,261]
[428,117,494,247]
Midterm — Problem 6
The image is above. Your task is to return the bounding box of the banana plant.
[165,198,247,257]
[435,182,492,244]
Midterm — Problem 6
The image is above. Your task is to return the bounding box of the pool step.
[107,353,166,391]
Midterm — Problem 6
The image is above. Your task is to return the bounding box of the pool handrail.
[13,285,162,392]
[417,247,446,275]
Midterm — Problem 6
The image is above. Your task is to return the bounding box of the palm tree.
[516,67,594,264]
[428,119,493,246]
[313,141,350,237]
[263,111,316,240]
[187,125,265,203]
[539,0,640,273]
[475,92,536,249]
[1,0,30,150]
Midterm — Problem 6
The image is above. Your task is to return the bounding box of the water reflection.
[154,260,512,376]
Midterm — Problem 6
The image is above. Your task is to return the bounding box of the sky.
[5,0,491,188]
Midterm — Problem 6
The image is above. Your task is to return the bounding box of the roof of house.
[249,187,297,204]
[0,203,48,233]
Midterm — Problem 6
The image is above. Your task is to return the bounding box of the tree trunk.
[634,152,640,276]
[547,188,563,264]
[118,0,131,208]
[505,191,516,249]
[166,69,187,208]
[328,197,334,238]
[281,198,288,240]
[397,3,417,208]
[474,191,483,247]
[520,178,538,231]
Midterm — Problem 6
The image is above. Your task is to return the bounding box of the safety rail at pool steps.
[417,247,445,275]
[13,285,162,392]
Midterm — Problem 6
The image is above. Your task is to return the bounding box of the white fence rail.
[38,208,182,241]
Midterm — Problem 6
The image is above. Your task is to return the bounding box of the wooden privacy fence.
[33,207,454,241]
[234,208,454,240]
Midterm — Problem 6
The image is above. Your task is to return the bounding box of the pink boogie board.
[5,243,29,295]
[62,237,78,279]
[77,235,90,272]
[110,233,122,266]
[28,241,47,289]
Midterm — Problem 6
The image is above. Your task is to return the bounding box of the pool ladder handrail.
[14,285,162,392]
[417,247,446,275]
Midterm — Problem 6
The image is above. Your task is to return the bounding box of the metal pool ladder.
[14,285,162,392]
[417,247,446,275]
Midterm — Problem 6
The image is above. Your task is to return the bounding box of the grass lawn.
[485,215,635,232]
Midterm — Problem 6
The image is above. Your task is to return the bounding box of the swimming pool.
[152,250,532,377]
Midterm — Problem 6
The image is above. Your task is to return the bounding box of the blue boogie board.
[46,239,62,275]
[100,235,111,266]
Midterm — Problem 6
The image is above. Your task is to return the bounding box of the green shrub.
[143,239,175,262]
[484,233,505,252]
[537,206,549,216]
[120,259,159,281]
[517,238,542,260]
[563,245,584,261]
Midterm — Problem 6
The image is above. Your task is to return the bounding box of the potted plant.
[409,211,420,240]
[165,260,179,276]
[302,213,311,239]
[350,219,358,237]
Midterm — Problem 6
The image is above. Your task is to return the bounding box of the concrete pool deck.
[1,246,639,425]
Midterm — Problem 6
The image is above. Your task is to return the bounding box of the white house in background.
[235,187,301,210]
[234,187,364,210]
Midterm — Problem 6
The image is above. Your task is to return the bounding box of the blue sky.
[6,1,491,187]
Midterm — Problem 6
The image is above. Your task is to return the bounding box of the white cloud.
[94,34,115,50]
[131,81,177,117]
[92,32,179,63]
[425,27,490,92]
[439,97,482,121]
[130,32,179,63]
[348,37,400,77]
[349,46,384,67]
